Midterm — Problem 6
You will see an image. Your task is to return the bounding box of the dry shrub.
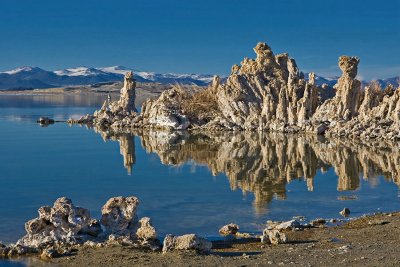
[172,84,220,123]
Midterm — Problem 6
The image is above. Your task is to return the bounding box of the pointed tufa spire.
[119,71,137,112]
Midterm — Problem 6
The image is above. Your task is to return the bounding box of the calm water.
[0,94,399,245]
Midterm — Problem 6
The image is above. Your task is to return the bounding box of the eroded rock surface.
[17,197,101,249]
[68,41,399,141]
[101,196,139,234]
[219,223,240,236]
[261,229,287,245]
[162,234,212,253]
[1,196,161,259]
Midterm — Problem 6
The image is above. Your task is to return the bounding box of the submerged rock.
[162,234,212,253]
[37,117,55,125]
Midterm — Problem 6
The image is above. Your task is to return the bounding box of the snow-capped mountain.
[0,66,398,90]
[0,66,215,90]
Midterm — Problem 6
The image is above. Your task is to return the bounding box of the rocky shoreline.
[1,198,399,266]
[68,42,399,142]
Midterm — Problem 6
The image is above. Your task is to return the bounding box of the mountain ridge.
[0,66,397,90]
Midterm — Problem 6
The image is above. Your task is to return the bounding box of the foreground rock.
[17,197,101,250]
[0,196,161,259]
[162,234,212,253]
[52,212,400,267]
[261,229,287,245]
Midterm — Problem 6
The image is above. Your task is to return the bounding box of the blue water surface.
[0,94,399,249]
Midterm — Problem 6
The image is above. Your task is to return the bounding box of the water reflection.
[93,128,400,215]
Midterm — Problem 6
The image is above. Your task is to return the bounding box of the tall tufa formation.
[110,71,137,113]
[68,41,399,141]
[215,42,319,131]
[313,56,361,121]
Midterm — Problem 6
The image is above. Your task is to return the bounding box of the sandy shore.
[45,212,400,267]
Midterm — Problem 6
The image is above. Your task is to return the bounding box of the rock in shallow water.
[219,223,240,236]
[340,208,351,217]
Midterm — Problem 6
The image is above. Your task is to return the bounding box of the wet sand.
[48,212,400,267]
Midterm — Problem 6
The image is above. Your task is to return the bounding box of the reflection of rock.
[93,129,136,174]
[118,135,136,174]
[130,130,400,214]
[91,128,400,215]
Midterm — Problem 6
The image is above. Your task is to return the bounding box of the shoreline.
[52,211,400,266]
[2,210,400,266]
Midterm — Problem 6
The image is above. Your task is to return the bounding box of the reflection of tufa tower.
[118,71,137,112]
[118,135,136,175]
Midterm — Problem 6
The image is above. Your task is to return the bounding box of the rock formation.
[218,223,240,236]
[140,87,191,130]
[101,196,140,234]
[313,56,361,121]
[162,234,212,253]
[1,196,161,259]
[68,41,399,142]
[17,197,102,249]
[68,71,138,128]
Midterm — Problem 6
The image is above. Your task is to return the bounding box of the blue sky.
[0,0,399,79]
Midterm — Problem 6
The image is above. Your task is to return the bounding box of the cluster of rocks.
[69,41,399,142]
[0,196,213,260]
[67,71,140,128]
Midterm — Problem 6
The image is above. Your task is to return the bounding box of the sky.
[0,0,399,79]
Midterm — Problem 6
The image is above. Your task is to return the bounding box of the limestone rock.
[273,219,301,231]
[134,217,157,240]
[218,223,239,236]
[40,248,59,259]
[261,229,287,245]
[101,196,139,233]
[17,197,101,249]
[140,87,191,130]
[215,42,318,130]
[117,71,137,112]
[162,234,212,253]
[313,56,361,122]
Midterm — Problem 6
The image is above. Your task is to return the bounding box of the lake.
[0,94,399,246]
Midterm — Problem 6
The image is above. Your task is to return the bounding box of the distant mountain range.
[0,66,215,90]
[0,66,398,90]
